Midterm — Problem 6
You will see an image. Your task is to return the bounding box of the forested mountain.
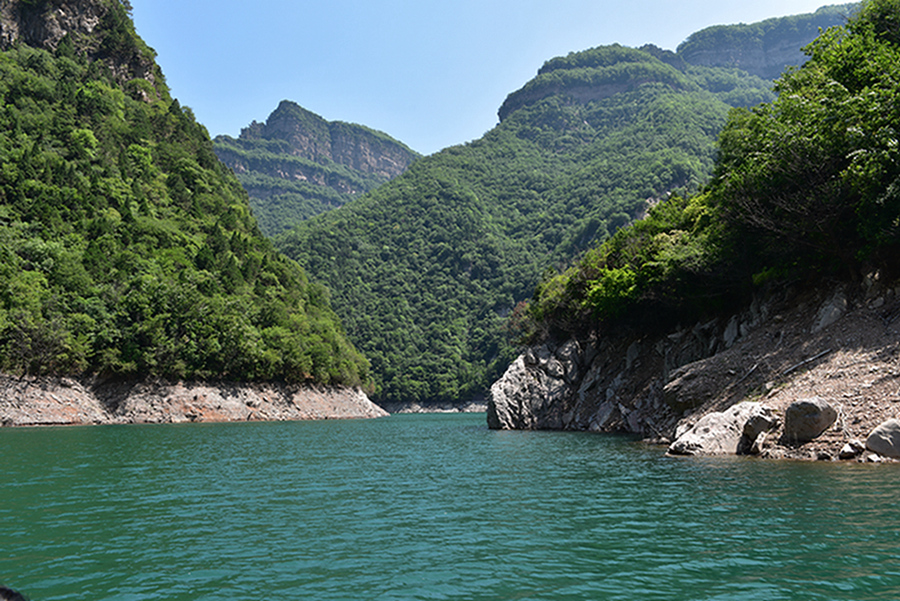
[214,101,419,236]
[678,4,857,78]
[520,0,900,355]
[276,7,849,405]
[0,0,369,387]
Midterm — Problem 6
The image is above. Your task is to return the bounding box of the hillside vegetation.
[0,0,369,387]
[275,8,848,405]
[520,0,900,344]
[214,100,419,236]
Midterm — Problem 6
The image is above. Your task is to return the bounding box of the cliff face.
[677,4,856,79]
[250,100,418,179]
[214,100,419,234]
[0,0,102,50]
[0,0,161,92]
[488,279,900,460]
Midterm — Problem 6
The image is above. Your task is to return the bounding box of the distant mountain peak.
[214,101,419,234]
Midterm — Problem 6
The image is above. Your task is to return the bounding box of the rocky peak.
[240,100,419,179]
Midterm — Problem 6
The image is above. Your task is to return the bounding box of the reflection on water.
[1,414,899,600]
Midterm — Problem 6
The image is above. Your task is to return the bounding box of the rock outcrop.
[489,279,900,460]
[668,401,775,456]
[213,100,419,233]
[676,6,854,80]
[0,0,160,90]
[0,375,388,427]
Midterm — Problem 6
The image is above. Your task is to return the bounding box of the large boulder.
[782,398,837,444]
[669,402,772,456]
[866,419,900,458]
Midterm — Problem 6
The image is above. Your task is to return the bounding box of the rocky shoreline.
[488,276,900,462]
[0,375,387,427]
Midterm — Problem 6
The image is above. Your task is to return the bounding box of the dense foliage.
[276,33,796,403]
[521,0,900,342]
[0,1,369,386]
[214,101,419,236]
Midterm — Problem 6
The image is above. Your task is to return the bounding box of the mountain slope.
[488,0,900,462]
[275,8,847,405]
[0,0,369,387]
[214,101,419,236]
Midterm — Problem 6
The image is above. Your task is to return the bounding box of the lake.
[2,413,899,600]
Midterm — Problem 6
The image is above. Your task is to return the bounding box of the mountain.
[276,6,850,405]
[0,0,369,388]
[214,101,419,236]
[488,0,900,462]
[677,4,858,79]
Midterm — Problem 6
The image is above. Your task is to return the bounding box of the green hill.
[275,7,847,405]
[522,0,899,345]
[0,0,369,387]
[214,101,419,236]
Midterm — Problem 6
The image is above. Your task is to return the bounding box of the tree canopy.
[0,1,370,387]
[276,34,789,404]
[520,0,900,344]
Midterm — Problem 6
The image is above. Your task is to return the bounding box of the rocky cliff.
[488,277,900,461]
[241,100,418,179]
[214,101,419,234]
[0,0,162,94]
[0,375,388,426]
[677,4,856,79]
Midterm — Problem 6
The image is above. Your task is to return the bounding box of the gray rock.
[812,290,847,333]
[839,440,866,460]
[866,419,900,458]
[669,402,768,456]
[782,398,837,443]
[737,407,780,455]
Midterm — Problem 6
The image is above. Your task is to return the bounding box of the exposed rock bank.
[488,277,900,461]
[378,399,487,414]
[0,376,387,427]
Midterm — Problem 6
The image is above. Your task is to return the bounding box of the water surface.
[2,413,899,600]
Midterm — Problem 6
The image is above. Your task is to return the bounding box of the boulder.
[782,398,837,444]
[866,419,900,458]
[669,402,770,456]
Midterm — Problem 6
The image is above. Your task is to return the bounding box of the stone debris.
[488,280,900,461]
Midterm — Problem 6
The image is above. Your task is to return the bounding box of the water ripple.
[2,415,900,600]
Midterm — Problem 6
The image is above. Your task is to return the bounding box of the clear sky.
[129,1,850,155]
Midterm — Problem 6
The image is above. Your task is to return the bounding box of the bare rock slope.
[488,275,900,461]
[0,377,387,427]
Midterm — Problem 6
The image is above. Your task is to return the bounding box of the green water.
[2,413,899,600]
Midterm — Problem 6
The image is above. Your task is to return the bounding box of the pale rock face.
[668,402,773,456]
[866,419,900,458]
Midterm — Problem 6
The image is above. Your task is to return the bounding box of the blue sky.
[129,1,851,155]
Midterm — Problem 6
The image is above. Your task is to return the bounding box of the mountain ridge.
[274,6,850,405]
[214,100,419,236]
